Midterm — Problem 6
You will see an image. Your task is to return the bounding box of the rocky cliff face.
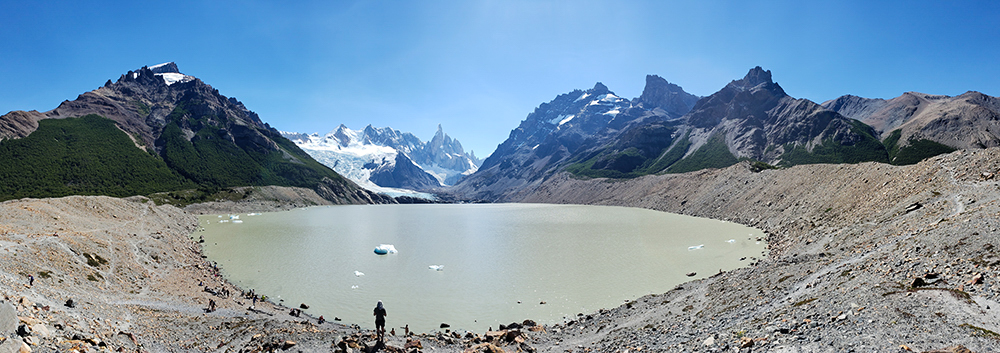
[634,75,700,118]
[823,91,1000,150]
[682,67,884,166]
[452,82,644,201]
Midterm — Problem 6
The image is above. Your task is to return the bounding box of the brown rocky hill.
[823,91,1000,149]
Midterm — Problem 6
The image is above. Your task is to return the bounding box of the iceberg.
[374,244,398,255]
[688,244,704,250]
[428,265,444,271]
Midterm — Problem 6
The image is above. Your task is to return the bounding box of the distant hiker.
[404,324,409,336]
[374,301,387,341]
[208,299,216,312]
[28,275,34,286]
[318,316,325,324]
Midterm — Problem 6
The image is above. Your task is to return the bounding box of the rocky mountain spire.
[638,75,700,118]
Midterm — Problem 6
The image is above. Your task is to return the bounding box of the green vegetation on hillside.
[0,115,195,201]
[564,126,684,179]
[666,133,739,173]
[777,120,889,166]
[882,129,957,165]
[158,101,347,189]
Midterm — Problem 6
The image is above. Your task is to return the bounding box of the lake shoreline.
[196,203,767,334]
[2,149,999,352]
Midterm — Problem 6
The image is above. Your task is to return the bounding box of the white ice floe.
[374,244,398,255]
[354,271,365,277]
[428,265,444,271]
[232,220,243,224]
[726,239,735,243]
[688,244,704,250]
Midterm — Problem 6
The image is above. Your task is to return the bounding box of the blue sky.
[2,1,998,158]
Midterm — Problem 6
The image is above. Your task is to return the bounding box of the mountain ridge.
[451,67,888,201]
[282,124,480,195]
[0,62,390,204]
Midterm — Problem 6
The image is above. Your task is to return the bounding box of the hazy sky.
[2,1,998,158]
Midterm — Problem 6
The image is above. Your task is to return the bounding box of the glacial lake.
[197,203,766,333]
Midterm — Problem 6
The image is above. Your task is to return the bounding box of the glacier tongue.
[282,124,480,197]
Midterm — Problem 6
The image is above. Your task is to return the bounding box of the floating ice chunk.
[428,265,444,271]
[354,271,365,277]
[232,220,243,224]
[688,244,704,250]
[726,239,735,243]
[374,244,397,255]
[351,285,359,289]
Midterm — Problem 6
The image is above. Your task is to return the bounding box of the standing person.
[373,301,387,341]
[28,274,34,286]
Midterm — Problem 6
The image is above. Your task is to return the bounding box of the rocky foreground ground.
[1,148,1000,352]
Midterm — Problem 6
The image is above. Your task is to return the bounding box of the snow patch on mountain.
[157,72,194,86]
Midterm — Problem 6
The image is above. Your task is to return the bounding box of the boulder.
[966,273,983,285]
[403,339,422,350]
[299,303,309,309]
[467,343,505,353]
[0,338,22,353]
[0,302,16,333]
[703,336,716,346]
[521,319,537,327]
[503,330,522,343]
[739,336,754,348]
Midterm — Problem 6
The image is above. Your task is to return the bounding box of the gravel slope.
[518,148,1000,352]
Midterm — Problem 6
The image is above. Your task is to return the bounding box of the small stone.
[282,341,296,349]
[739,336,754,348]
[22,336,37,346]
[703,336,715,346]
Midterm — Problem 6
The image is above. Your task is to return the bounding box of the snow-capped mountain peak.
[282,124,481,195]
